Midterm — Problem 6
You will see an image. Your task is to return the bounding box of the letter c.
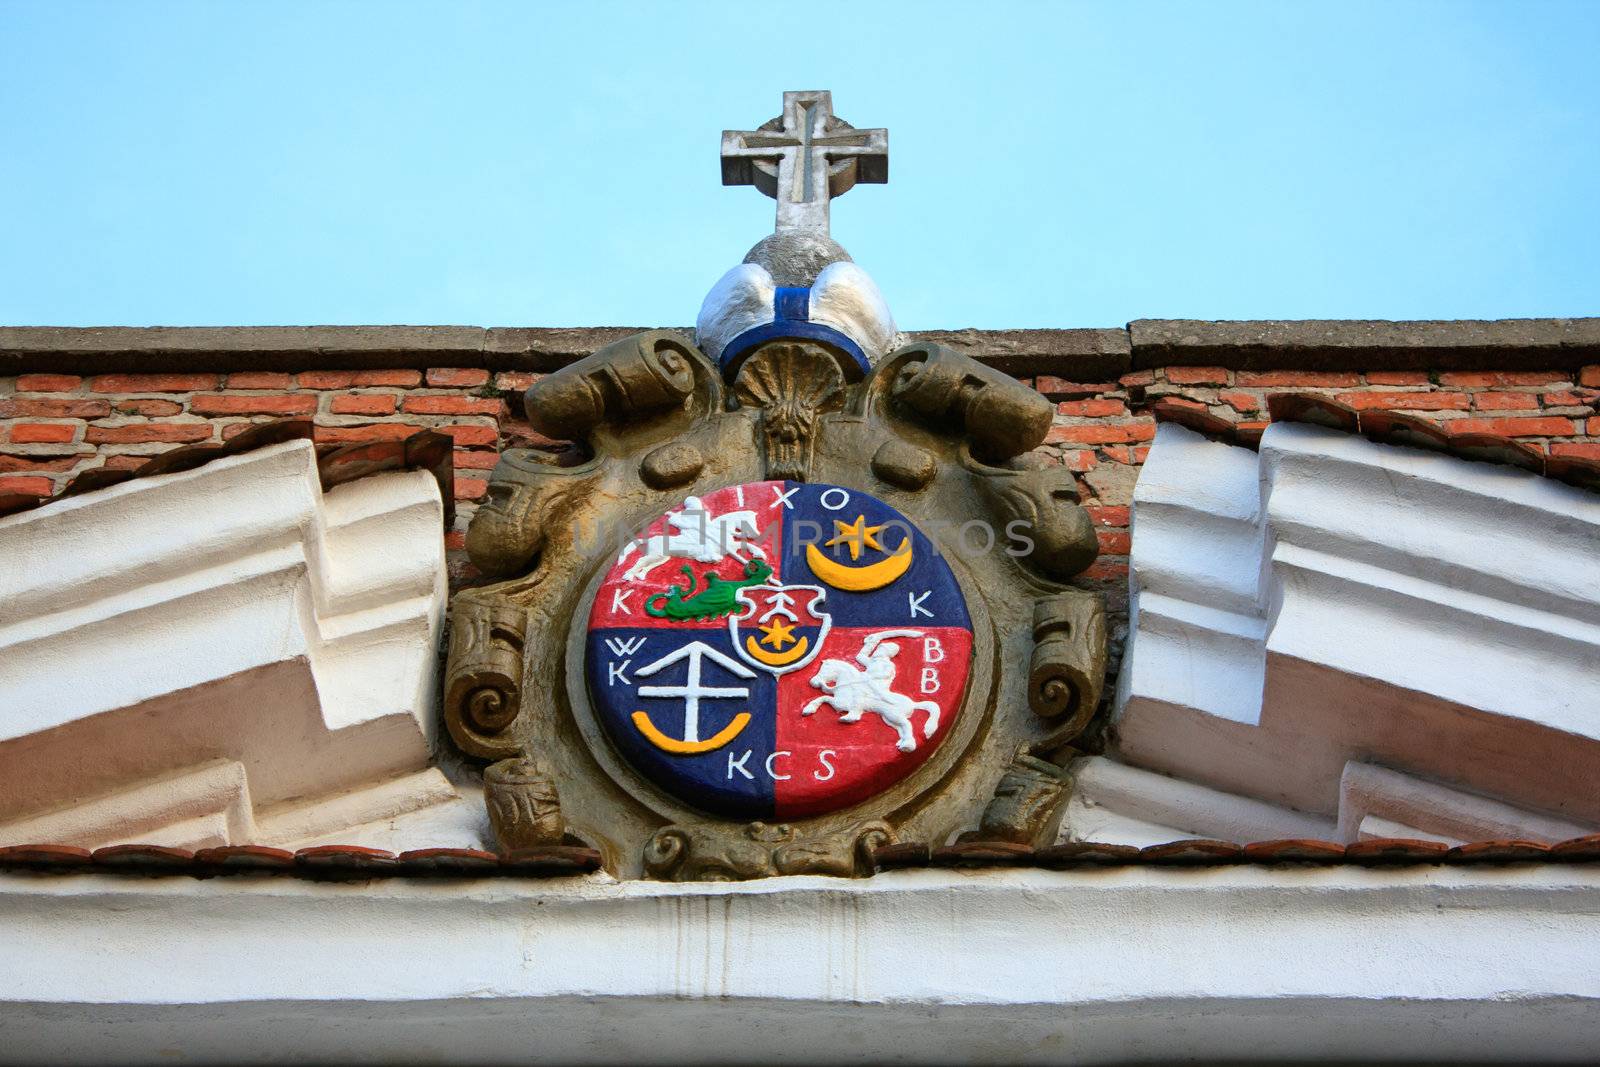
[765,751,792,781]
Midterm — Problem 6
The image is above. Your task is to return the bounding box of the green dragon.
[644,559,773,621]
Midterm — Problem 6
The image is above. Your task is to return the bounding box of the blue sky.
[2,1,1596,329]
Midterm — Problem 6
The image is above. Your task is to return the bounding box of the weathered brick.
[1080,559,1129,581]
[0,455,81,473]
[0,475,54,497]
[85,423,213,444]
[1085,505,1130,527]
[1439,370,1566,388]
[188,393,317,416]
[1164,366,1231,385]
[454,476,489,500]
[1341,391,1470,411]
[0,397,111,419]
[1096,528,1132,554]
[453,449,500,469]
[1236,370,1360,388]
[1580,365,1600,388]
[401,395,504,416]
[101,454,152,471]
[1059,449,1097,472]
[297,369,422,389]
[330,394,398,416]
[226,371,293,389]
[494,370,540,392]
[9,423,77,444]
[1055,398,1127,418]
[351,370,421,388]
[1364,371,1430,386]
[90,373,218,393]
[1218,391,1261,413]
[113,398,183,416]
[1044,421,1156,445]
[1036,376,1118,398]
[444,530,468,551]
[426,367,490,387]
[1118,369,1156,388]
[1550,441,1600,460]
[16,374,82,392]
[440,424,500,447]
[1590,415,1600,435]
[313,423,426,444]
[1445,416,1577,437]
[1542,390,1598,407]
[1472,392,1539,411]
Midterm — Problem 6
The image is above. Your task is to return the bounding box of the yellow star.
[758,617,797,650]
[825,514,887,561]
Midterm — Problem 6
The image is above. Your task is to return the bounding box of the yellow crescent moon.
[806,538,913,592]
[631,711,750,754]
[744,634,810,667]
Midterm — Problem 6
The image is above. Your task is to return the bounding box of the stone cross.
[721,90,887,235]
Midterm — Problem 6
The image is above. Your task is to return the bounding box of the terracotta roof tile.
[1242,839,1347,864]
[5,835,1600,881]
[0,844,92,872]
[193,845,295,873]
[499,845,604,875]
[398,847,501,876]
[1034,842,1141,868]
[92,844,194,872]
[1551,834,1600,862]
[931,841,1035,867]
[1444,840,1551,864]
[1140,839,1243,865]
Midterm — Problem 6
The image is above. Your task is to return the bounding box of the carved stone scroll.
[980,467,1099,582]
[484,758,566,851]
[888,342,1054,461]
[524,330,699,441]
[444,597,529,760]
[967,753,1074,848]
[1027,590,1108,755]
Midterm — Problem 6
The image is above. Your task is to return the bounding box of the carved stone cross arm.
[721,90,887,235]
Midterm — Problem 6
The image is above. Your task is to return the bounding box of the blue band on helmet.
[720,321,870,378]
[774,286,811,322]
[719,285,871,378]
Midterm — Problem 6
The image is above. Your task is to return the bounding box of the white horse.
[617,495,768,581]
[802,630,940,753]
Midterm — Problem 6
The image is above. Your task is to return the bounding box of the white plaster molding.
[1064,757,1334,846]
[1113,422,1600,842]
[1,867,1597,1064]
[0,440,471,850]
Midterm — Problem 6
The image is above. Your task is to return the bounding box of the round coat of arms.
[585,481,973,819]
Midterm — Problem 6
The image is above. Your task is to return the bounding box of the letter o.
[818,487,851,511]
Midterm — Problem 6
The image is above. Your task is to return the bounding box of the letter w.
[605,636,646,657]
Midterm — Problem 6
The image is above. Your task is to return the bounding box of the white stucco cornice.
[1,866,1597,1064]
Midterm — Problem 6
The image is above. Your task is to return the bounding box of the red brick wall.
[4,362,1598,620]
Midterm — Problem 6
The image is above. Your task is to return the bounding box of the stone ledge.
[2,319,1597,377]
[2,867,1598,1064]
[1130,317,1600,372]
